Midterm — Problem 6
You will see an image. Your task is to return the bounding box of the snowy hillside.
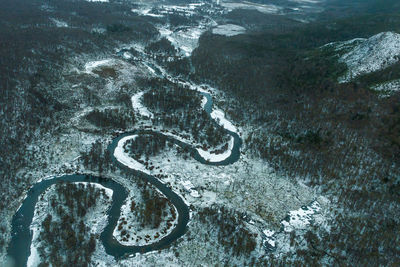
[337,32,400,82]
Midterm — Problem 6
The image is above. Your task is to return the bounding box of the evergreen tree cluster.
[37,183,107,266]
[198,206,257,257]
[124,134,168,159]
[85,108,135,130]
[80,140,114,173]
[143,84,202,112]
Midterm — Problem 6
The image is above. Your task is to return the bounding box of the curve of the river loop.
[7,89,242,267]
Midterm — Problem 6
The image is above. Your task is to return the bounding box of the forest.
[0,0,159,253]
[140,78,230,148]
[198,206,257,257]
[1,0,400,265]
[36,183,108,266]
[190,6,400,266]
[85,108,136,130]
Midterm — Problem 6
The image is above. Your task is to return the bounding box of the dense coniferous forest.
[37,183,108,266]
[125,134,169,160]
[198,206,257,257]
[85,108,136,130]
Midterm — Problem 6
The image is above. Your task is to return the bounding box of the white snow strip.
[131,8,164,17]
[123,52,132,60]
[114,135,149,174]
[211,109,238,133]
[50,18,68,28]
[220,2,282,14]
[196,136,234,162]
[201,95,208,109]
[290,0,322,3]
[27,234,39,267]
[131,92,154,119]
[212,24,246,37]
[84,59,114,74]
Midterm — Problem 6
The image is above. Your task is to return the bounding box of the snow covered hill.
[336,32,400,82]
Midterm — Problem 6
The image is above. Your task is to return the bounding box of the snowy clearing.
[211,109,238,133]
[212,24,246,37]
[131,91,154,119]
[50,18,68,28]
[158,25,207,57]
[220,2,282,14]
[281,201,321,232]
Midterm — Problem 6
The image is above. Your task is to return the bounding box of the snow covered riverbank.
[27,182,113,267]
[113,189,178,246]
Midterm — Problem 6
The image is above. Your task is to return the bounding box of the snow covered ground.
[211,108,238,133]
[113,189,178,246]
[281,201,321,232]
[50,18,68,28]
[372,79,400,96]
[114,135,149,174]
[81,58,146,95]
[83,58,143,80]
[27,182,113,267]
[131,8,164,18]
[220,1,282,14]
[196,136,234,162]
[212,24,246,36]
[131,91,154,119]
[4,6,334,264]
[86,0,108,2]
[336,32,400,82]
[157,25,209,57]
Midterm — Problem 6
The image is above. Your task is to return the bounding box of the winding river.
[7,87,242,266]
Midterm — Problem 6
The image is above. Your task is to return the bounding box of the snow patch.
[338,32,400,82]
[84,59,114,75]
[113,135,149,174]
[50,18,68,28]
[281,201,321,232]
[196,136,234,162]
[181,180,200,198]
[212,24,246,37]
[211,109,238,133]
[220,2,282,14]
[131,91,154,119]
[372,79,400,95]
